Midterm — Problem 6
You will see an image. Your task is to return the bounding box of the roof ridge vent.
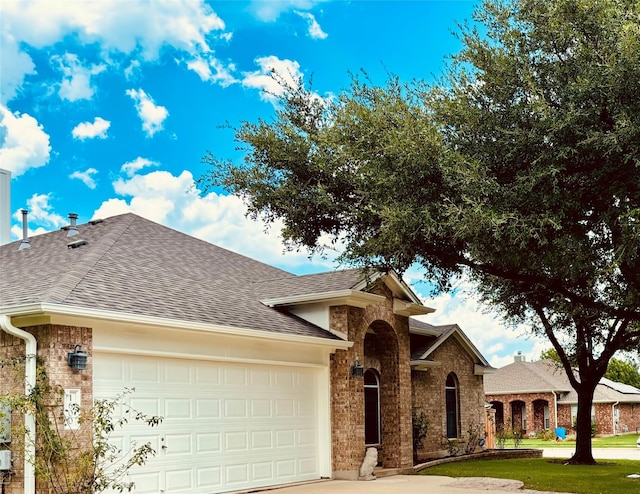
[66,213,79,237]
[67,239,88,249]
[89,218,104,225]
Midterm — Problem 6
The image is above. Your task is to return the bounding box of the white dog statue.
[359,447,378,481]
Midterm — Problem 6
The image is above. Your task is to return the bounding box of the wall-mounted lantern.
[67,345,88,371]
[350,357,364,378]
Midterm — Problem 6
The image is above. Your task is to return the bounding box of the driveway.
[268,475,572,494]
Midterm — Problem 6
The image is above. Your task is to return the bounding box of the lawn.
[419,458,640,494]
[522,433,640,449]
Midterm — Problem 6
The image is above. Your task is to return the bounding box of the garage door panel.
[95,353,322,493]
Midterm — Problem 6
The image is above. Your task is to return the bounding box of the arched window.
[445,373,459,438]
[364,369,381,445]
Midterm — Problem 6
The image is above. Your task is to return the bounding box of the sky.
[0,0,550,368]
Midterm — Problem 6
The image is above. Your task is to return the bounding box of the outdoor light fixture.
[67,345,88,371]
[350,357,364,378]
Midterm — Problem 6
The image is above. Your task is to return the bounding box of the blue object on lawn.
[555,427,566,440]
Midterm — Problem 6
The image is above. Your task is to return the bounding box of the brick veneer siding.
[329,284,413,479]
[412,337,486,459]
[0,323,92,494]
[484,392,558,435]
[617,403,640,434]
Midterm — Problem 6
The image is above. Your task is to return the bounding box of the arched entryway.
[490,400,505,430]
[510,400,526,432]
[363,320,400,468]
[533,399,550,432]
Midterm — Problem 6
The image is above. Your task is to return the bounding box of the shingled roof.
[0,213,357,340]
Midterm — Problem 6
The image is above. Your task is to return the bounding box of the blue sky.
[0,0,547,367]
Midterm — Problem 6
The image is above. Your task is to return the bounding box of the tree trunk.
[569,383,597,465]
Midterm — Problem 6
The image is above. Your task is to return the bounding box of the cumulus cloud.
[52,53,106,101]
[0,105,51,177]
[10,193,67,239]
[120,157,158,177]
[0,32,36,103]
[295,11,327,39]
[242,56,304,104]
[92,168,337,270]
[186,56,237,86]
[1,0,226,102]
[69,167,98,189]
[71,117,110,140]
[126,88,169,137]
[248,0,326,22]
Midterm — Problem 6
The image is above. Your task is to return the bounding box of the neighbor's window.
[445,373,459,438]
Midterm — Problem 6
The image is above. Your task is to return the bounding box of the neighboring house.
[0,213,493,494]
[484,356,640,437]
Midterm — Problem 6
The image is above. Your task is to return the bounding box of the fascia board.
[487,389,570,395]
[410,359,442,371]
[261,290,385,309]
[393,298,435,316]
[1,303,353,350]
[474,364,498,375]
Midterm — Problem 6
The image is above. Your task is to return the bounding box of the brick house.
[484,357,640,437]
[0,213,493,494]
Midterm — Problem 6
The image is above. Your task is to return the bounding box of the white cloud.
[242,56,304,104]
[0,105,51,177]
[69,168,98,189]
[248,0,326,22]
[120,157,158,177]
[295,11,327,39]
[1,0,226,102]
[10,193,67,240]
[71,117,110,140]
[92,168,336,270]
[0,32,36,103]
[52,53,106,101]
[126,88,169,137]
[186,56,237,86]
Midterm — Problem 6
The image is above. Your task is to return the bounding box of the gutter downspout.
[612,401,619,435]
[0,315,36,494]
[553,391,559,431]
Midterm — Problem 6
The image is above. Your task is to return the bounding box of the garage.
[94,352,325,493]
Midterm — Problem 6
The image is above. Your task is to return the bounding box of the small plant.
[2,358,163,494]
[411,408,430,463]
[495,424,508,449]
[442,436,461,456]
[512,427,524,449]
[464,423,485,454]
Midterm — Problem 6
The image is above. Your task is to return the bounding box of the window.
[364,369,381,445]
[445,373,459,438]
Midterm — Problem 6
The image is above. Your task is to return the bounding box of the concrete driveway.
[268,475,571,494]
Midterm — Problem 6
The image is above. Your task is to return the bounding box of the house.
[484,356,640,437]
[0,212,493,494]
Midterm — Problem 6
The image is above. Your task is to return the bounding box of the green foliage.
[411,408,430,460]
[2,361,162,494]
[204,0,640,464]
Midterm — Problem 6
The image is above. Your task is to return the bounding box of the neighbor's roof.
[484,359,640,404]
[0,213,360,340]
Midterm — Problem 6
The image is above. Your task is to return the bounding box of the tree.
[540,349,640,387]
[201,0,640,464]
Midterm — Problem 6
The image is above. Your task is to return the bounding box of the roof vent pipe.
[19,209,30,250]
[67,213,79,237]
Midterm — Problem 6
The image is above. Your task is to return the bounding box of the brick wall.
[329,283,413,479]
[0,323,93,494]
[485,392,558,435]
[412,337,485,458]
[617,403,640,434]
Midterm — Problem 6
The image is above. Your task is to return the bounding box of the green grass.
[523,433,639,449]
[420,458,640,494]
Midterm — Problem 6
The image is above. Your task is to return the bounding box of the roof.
[484,359,640,404]
[0,213,347,340]
[408,319,494,372]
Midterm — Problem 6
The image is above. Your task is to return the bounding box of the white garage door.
[94,353,322,493]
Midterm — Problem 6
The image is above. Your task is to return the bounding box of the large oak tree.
[202,0,640,464]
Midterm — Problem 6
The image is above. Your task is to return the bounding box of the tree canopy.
[202,0,640,464]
